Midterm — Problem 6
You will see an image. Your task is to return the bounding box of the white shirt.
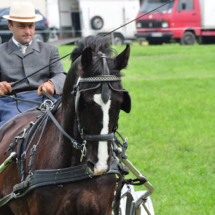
[12,37,32,47]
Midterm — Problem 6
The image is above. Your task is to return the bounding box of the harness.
[0,98,132,210]
[0,53,141,214]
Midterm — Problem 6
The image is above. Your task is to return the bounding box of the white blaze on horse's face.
[93,93,111,175]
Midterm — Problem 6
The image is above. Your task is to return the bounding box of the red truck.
[135,0,215,45]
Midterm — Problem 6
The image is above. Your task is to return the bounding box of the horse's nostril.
[87,160,95,173]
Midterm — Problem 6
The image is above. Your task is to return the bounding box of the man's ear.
[7,22,12,31]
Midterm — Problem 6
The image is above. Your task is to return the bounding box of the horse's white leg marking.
[93,94,111,175]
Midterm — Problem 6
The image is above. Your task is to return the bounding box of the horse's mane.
[71,36,116,63]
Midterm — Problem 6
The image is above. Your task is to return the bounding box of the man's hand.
[37,80,55,97]
[0,81,12,95]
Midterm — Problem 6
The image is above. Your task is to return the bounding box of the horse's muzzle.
[87,160,108,175]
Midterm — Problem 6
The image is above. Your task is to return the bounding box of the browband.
[79,75,121,83]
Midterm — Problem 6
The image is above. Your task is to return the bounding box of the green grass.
[58,43,215,215]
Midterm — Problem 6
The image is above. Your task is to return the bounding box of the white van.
[48,0,140,45]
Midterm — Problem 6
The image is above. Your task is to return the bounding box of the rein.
[0,90,57,114]
[0,94,41,105]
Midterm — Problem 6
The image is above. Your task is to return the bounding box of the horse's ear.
[81,47,92,67]
[121,90,131,113]
[115,45,130,70]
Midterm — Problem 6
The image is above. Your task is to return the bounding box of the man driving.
[0,2,66,127]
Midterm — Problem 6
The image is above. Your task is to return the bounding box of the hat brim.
[2,14,43,22]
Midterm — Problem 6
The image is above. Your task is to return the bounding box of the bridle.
[72,52,128,160]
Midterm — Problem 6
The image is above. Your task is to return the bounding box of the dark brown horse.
[0,36,131,215]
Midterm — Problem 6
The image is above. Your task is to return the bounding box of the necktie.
[18,43,29,54]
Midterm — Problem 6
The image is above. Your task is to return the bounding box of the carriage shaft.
[116,147,154,196]
[0,152,17,173]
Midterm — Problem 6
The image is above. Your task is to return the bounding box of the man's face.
[8,21,35,44]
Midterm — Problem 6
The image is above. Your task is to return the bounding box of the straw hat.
[2,2,43,22]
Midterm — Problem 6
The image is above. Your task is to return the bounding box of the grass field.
[58,43,215,215]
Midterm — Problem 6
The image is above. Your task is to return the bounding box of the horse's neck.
[60,60,82,165]
[61,59,79,135]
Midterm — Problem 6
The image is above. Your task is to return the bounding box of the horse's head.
[63,36,131,175]
[76,44,131,175]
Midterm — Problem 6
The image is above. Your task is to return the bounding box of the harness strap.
[27,118,49,175]
[0,94,42,105]
[79,75,121,83]
[41,90,57,102]
[0,91,58,114]
[0,193,14,207]
[113,177,123,215]
[83,133,115,141]
[46,109,82,150]
[22,97,62,157]
[20,114,48,158]
[16,99,62,178]
[108,82,129,93]
[101,54,110,104]
[0,158,122,208]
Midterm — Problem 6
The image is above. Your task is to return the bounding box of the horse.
[0,36,131,215]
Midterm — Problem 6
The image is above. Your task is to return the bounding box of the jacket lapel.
[25,39,40,56]
[7,39,23,58]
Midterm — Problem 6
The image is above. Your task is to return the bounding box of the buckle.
[80,140,87,162]
[39,99,54,111]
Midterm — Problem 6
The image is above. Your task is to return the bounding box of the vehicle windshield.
[140,0,175,14]
[0,8,9,17]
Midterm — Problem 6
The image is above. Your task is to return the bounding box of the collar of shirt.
[12,37,32,47]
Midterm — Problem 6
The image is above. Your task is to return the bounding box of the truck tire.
[114,34,124,45]
[34,33,45,42]
[197,36,203,44]
[91,16,104,30]
[180,32,195,45]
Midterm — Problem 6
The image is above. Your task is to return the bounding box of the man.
[0,2,66,127]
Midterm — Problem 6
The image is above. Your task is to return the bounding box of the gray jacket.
[0,39,66,93]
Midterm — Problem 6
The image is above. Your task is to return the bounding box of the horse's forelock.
[81,54,121,78]
[71,36,116,63]
[84,36,113,55]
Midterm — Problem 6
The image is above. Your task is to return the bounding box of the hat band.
[9,15,36,20]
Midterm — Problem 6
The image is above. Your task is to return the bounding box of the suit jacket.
[0,39,67,93]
